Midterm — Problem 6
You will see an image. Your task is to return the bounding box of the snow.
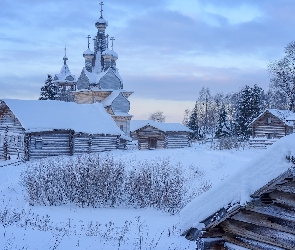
[102,48,118,58]
[83,48,94,55]
[0,141,259,249]
[130,120,192,132]
[102,90,124,107]
[3,99,122,135]
[180,134,295,233]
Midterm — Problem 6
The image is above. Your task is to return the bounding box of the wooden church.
[53,2,133,136]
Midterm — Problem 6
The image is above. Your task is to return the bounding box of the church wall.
[112,94,130,113]
[77,70,91,90]
[113,116,131,135]
[99,70,121,89]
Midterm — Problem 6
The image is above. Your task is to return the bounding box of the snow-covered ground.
[0,143,261,249]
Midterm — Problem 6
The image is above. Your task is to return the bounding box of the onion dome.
[83,48,95,60]
[102,48,118,60]
[95,17,108,30]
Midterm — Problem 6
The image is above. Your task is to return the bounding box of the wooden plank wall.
[0,105,25,160]
[165,133,190,148]
[100,70,121,90]
[28,132,71,159]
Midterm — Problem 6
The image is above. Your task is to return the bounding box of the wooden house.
[0,99,122,161]
[248,109,293,148]
[130,120,191,150]
[180,134,295,250]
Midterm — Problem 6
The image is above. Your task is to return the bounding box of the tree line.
[184,41,295,143]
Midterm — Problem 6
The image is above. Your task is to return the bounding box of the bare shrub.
[20,154,186,214]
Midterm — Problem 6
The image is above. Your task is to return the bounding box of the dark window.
[35,138,42,149]
[149,138,157,149]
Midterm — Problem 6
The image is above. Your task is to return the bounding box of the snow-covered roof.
[102,90,124,107]
[2,99,122,135]
[249,109,294,126]
[180,133,295,233]
[130,120,192,133]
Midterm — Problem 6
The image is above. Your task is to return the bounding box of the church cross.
[63,47,68,65]
[110,37,115,50]
[106,34,109,48]
[100,2,104,18]
[86,35,91,48]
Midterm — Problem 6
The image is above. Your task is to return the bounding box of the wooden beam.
[220,219,295,249]
[276,181,295,194]
[246,200,295,223]
[202,226,224,238]
[269,190,295,207]
[223,233,285,250]
[232,209,295,235]
[202,238,225,250]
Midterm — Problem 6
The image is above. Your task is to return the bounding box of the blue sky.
[0,0,295,122]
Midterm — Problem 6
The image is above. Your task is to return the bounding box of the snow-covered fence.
[20,154,187,214]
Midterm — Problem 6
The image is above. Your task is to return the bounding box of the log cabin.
[0,99,122,161]
[248,109,293,148]
[130,120,192,150]
[180,134,295,250]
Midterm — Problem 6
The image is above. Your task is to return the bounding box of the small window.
[267,117,272,124]
[17,136,21,147]
[120,125,124,131]
[35,138,43,149]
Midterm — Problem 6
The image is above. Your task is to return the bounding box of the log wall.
[136,126,190,150]
[0,104,25,160]
[194,172,295,250]
[251,111,293,139]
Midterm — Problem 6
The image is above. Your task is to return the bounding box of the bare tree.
[149,110,165,122]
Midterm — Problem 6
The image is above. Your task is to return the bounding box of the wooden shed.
[181,134,295,250]
[248,109,293,148]
[0,99,122,161]
[130,120,191,150]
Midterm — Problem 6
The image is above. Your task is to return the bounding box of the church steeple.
[102,36,118,71]
[94,2,108,54]
[83,35,94,72]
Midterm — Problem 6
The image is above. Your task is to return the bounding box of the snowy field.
[0,143,261,249]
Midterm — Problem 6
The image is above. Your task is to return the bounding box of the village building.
[248,109,293,148]
[130,120,191,150]
[180,134,295,250]
[51,3,133,136]
[0,99,122,161]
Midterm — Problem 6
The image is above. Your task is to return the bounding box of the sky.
[1,0,295,122]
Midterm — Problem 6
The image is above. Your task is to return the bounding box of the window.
[35,138,43,149]
[17,136,21,147]
[120,125,124,131]
[267,117,272,124]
